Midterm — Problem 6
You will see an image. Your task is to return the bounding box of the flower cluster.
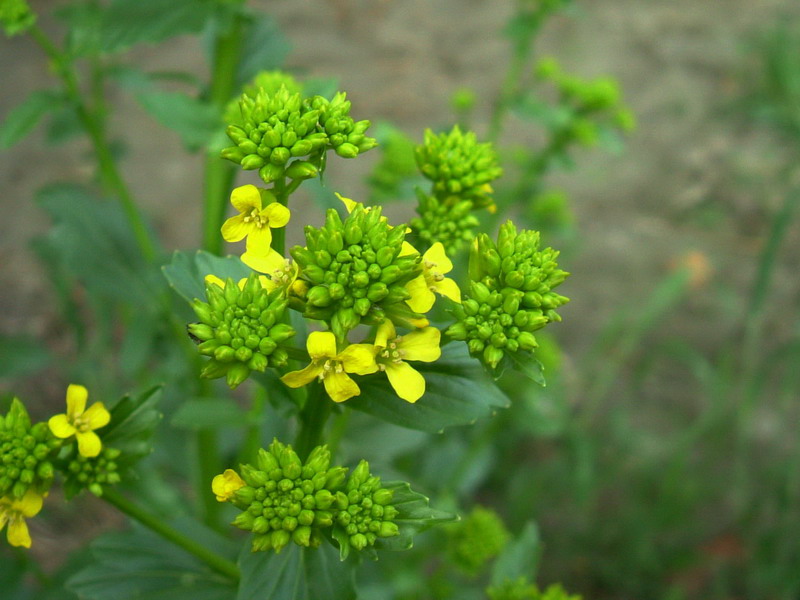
[309,92,378,159]
[63,447,122,499]
[214,441,399,554]
[0,399,57,501]
[447,221,569,369]
[223,70,302,128]
[448,505,510,575]
[488,580,582,600]
[190,273,296,389]
[411,126,502,253]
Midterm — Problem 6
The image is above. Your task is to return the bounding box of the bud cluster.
[449,505,509,575]
[223,71,302,127]
[291,205,422,340]
[488,580,581,600]
[0,400,58,500]
[226,441,399,554]
[190,273,296,389]
[410,190,479,253]
[221,85,376,185]
[64,447,121,498]
[0,0,35,36]
[447,221,569,369]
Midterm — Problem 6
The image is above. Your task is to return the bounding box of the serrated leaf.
[347,344,510,433]
[102,387,162,466]
[162,250,251,304]
[0,335,50,379]
[171,398,249,430]
[489,521,541,587]
[373,481,457,551]
[237,542,356,600]
[134,91,221,150]
[0,89,63,148]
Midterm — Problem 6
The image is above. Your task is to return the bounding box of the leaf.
[346,344,510,433]
[97,0,218,54]
[162,250,251,304]
[134,91,221,150]
[237,542,356,600]
[67,522,237,600]
[501,352,546,386]
[171,398,249,430]
[0,90,63,148]
[102,387,162,467]
[489,521,541,587]
[234,14,291,90]
[0,335,50,379]
[46,105,83,146]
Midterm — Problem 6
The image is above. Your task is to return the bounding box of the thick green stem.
[202,15,245,254]
[29,25,157,263]
[102,488,240,580]
[294,383,332,461]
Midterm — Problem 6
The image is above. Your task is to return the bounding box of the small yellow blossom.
[0,490,44,548]
[212,469,246,503]
[241,248,304,296]
[48,384,110,458]
[405,242,461,313]
[374,320,441,403]
[281,331,378,403]
[221,185,290,257]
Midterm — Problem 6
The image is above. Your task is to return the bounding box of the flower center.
[378,340,405,364]
[242,208,269,229]
[72,415,92,433]
[272,259,296,286]
[319,358,345,380]
[423,261,445,291]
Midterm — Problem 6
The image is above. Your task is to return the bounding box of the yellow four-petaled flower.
[221,185,290,257]
[404,242,461,313]
[212,469,246,503]
[281,331,377,403]
[48,384,110,458]
[375,320,441,403]
[0,490,44,548]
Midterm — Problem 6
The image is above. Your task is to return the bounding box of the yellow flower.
[374,320,441,403]
[48,384,110,458]
[221,185,290,257]
[0,490,44,548]
[212,469,246,503]
[281,331,378,402]
[241,248,305,296]
[405,242,461,313]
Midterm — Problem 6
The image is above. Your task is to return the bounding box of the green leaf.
[46,105,83,146]
[134,91,221,150]
[97,0,218,54]
[234,14,291,90]
[0,90,63,149]
[67,522,237,600]
[102,387,162,467]
[489,521,541,587]
[237,542,356,600]
[171,398,249,430]
[347,344,510,433]
[501,352,546,386]
[162,250,251,304]
[0,334,50,379]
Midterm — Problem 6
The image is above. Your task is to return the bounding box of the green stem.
[29,25,157,263]
[241,386,268,463]
[271,177,289,255]
[102,488,240,580]
[294,383,332,461]
[196,379,222,531]
[202,15,245,254]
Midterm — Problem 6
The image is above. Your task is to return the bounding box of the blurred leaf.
[0,335,50,379]
[234,14,291,90]
[171,398,249,430]
[103,387,162,467]
[134,91,221,150]
[67,522,237,600]
[347,345,510,433]
[501,352,546,386]
[512,96,572,129]
[375,481,458,551]
[0,90,63,149]
[490,521,541,587]
[163,250,251,304]
[237,542,355,600]
[45,104,83,146]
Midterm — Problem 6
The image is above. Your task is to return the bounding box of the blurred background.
[3,1,800,598]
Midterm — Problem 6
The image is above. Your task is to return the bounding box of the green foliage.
[134,91,221,150]
[449,506,510,575]
[0,335,50,379]
[0,0,35,36]
[101,387,162,469]
[163,250,251,304]
[0,90,63,149]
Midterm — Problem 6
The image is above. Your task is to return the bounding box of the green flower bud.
[0,0,35,36]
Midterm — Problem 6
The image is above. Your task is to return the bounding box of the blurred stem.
[271,176,289,254]
[102,488,240,581]
[196,379,222,531]
[294,383,331,461]
[29,25,157,263]
[241,386,268,463]
[202,15,245,255]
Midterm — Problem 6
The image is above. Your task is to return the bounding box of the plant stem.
[102,488,240,581]
[294,383,332,461]
[29,25,157,263]
[271,177,289,254]
[241,386,268,463]
[202,15,245,254]
[196,379,223,531]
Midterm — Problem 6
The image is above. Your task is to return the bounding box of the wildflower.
[374,320,440,403]
[404,242,461,313]
[0,490,44,548]
[241,249,304,296]
[221,185,290,257]
[48,385,110,458]
[281,331,377,403]
[212,469,246,503]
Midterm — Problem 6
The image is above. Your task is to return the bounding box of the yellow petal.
[212,469,245,502]
[66,384,88,419]
[16,490,43,518]
[230,184,262,213]
[205,274,225,289]
[76,431,102,458]
[262,202,290,228]
[48,414,76,439]
[0,507,8,532]
[385,361,426,403]
[400,241,418,257]
[423,242,453,274]
[221,214,250,243]
[339,344,378,375]
[8,518,31,548]
[83,402,111,430]
[374,320,397,348]
[433,277,462,303]
[405,276,435,313]
[244,226,273,257]
[307,331,337,360]
[281,363,324,388]
[399,327,441,362]
[242,248,287,275]
[323,371,360,403]
[335,193,358,214]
